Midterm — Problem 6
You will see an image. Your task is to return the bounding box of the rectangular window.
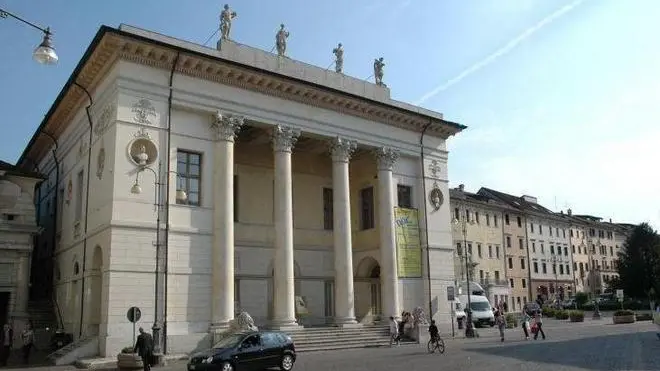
[486,214,490,226]
[564,246,568,256]
[479,270,484,281]
[509,278,514,288]
[541,244,545,254]
[552,264,557,274]
[75,169,84,221]
[494,215,498,227]
[488,245,493,258]
[542,263,547,274]
[570,229,574,238]
[468,243,473,255]
[496,245,500,259]
[477,244,482,258]
[559,265,564,275]
[456,242,463,256]
[534,262,539,273]
[517,216,522,227]
[323,187,333,230]
[562,229,566,238]
[475,211,480,224]
[505,214,510,225]
[550,245,555,255]
[508,257,513,269]
[549,227,553,236]
[539,225,543,235]
[495,271,500,281]
[397,185,412,208]
[519,238,524,249]
[520,258,526,270]
[506,236,511,248]
[556,227,559,236]
[522,279,527,288]
[176,150,201,206]
[572,245,576,254]
[566,264,570,275]
[454,208,460,220]
[532,242,536,253]
[359,187,375,230]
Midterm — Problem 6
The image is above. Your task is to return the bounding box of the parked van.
[458,294,495,327]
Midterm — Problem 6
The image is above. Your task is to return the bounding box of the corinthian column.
[374,147,400,319]
[329,137,359,326]
[209,111,243,334]
[271,125,300,329]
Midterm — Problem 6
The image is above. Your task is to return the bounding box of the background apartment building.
[450,185,510,307]
[500,206,529,312]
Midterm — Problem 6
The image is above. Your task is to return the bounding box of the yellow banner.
[394,208,422,278]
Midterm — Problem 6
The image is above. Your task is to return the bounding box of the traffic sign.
[447,286,456,301]
[127,306,142,323]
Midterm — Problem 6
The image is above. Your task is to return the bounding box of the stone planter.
[117,352,143,370]
[612,315,635,324]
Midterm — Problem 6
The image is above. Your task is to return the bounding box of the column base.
[151,352,168,366]
[268,319,302,331]
[333,317,362,328]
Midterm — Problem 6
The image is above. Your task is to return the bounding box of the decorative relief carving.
[94,104,115,137]
[211,111,244,142]
[374,147,399,171]
[131,98,157,125]
[428,160,442,178]
[65,178,72,205]
[96,146,106,179]
[329,136,357,163]
[77,140,88,161]
[127,127,158,166]
[429,181,444,212]
[271,125,300,153]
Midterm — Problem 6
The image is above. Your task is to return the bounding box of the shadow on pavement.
[0,348,56,370]
[466,330,660,370]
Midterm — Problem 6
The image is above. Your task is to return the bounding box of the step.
[296,340,417,352]
[291,333,390,343]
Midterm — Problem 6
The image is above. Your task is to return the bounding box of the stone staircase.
[46,335,98,365]
[289,325,416,352]
[27,299,59,330]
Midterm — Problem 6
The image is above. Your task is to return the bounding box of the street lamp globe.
[131,182,142,195]
[33,29,58,65]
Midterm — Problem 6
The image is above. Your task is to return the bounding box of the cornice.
[22,27,463,166]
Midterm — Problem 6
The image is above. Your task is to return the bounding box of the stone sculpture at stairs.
[228,312,258,333]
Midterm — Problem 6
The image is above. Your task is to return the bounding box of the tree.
[616,223,660,300]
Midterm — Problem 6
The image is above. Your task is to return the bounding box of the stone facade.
[0,161,42,336]
[17,25,463,357]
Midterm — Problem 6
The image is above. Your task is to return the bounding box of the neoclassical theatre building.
[19,24,464,357]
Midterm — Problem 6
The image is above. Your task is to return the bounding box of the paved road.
[5,319,659,371]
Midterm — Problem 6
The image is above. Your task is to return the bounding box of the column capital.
[211,111,244,142]
[272,125,300,153]
[329,137,357,163]
[374,147,399,171]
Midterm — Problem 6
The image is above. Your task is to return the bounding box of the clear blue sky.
[1,0,658,229]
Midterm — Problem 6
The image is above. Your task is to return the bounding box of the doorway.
[0,292,9,326]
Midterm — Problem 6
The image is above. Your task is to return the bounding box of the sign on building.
[394,208,422,278]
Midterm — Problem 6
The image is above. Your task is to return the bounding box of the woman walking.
[521,310,531,340]
[495,310,506,342]
[533,310,546,340]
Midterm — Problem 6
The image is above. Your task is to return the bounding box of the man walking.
[0,323,13,366]
[133,327,154,371]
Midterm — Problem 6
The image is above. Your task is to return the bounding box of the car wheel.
[221,361,234,371]
[280,354,295,371]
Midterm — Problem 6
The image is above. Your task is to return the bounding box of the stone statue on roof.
[333,43,344,73]
[374,57,385,86]
[276,24,289,56]
[220,4,237,40]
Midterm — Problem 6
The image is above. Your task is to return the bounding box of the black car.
[187,331,296,371]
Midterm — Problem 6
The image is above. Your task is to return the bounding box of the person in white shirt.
[389,316,400,346]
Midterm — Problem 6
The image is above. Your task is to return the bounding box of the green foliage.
[121,347,135,354]
[568,310,585,322]
[554,310,570,320]
[505,313,518,328]
[617,223,660,300]
[613,309,635,316]
[574,293,589,307]
[581,299,649,311]
[542,306,556,317]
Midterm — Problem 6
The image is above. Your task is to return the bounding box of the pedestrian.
[0,323,13,366]
[495,311,506,342]
[654,304,660,341]
[133,327,154,371]
[521,310,531,340]
[21,322,34,364]
[389,316,400,346]
[533,310,546,340]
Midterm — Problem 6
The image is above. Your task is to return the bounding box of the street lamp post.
[130,162,187,359]
[453,213,475,338]
[550,255,559,305]
[0,8,58,64]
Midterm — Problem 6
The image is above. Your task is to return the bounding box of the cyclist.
[428,320,439,343]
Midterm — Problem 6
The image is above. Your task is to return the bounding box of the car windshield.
[469,302,491,311]
[213,334,244,349]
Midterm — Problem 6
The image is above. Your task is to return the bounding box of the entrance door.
[0,292,9,326]
[324,281,334,324]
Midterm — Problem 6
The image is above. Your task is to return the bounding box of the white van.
[458,294,495,327]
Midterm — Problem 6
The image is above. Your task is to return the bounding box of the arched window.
[73,261,80,275]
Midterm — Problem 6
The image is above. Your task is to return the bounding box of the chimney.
[567,208,572,216]
[609,218,612,223]
[458,184,465,192]
[560,210,564,215]
[521,195,537,204]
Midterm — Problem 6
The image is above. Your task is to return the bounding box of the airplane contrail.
[415,0,585,105]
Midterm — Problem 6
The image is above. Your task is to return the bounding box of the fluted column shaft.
[271,125,300,328]
[375,147,400,319]
[330,137,359,326]
[210,112,243,331]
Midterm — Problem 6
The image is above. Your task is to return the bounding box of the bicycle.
[427,335,445,354]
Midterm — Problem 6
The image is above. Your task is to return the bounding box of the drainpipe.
[73,81,95,338]
[524,216,533,302]
[419,120,433,319]
[161,52,180,354]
